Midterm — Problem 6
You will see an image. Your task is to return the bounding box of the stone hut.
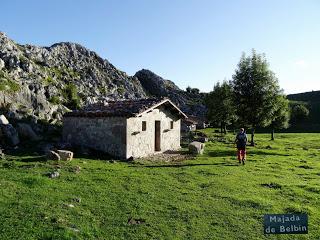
[181,117,197,132]
[62,98,187,159]
[186,115,208,130]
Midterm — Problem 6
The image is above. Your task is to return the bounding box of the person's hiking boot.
[238,160,241,164]
[242,159,245,165]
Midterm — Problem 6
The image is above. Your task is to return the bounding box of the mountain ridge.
[0,32,206,124]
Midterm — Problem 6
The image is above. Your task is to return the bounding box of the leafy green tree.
[231,49,283,146]
[290,103,309,123]
[270,95,290,140]
[205,81,236,134]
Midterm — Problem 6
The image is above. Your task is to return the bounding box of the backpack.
[236,132,247,148]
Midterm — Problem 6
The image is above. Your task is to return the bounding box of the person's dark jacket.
[235,132,247,149]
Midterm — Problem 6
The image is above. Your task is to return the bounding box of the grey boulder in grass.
[57,150,73,161]
[189,141,205,155]
[46,150,61,161]
[48,171,60,178]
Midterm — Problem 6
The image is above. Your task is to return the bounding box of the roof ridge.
[64,97,185,118]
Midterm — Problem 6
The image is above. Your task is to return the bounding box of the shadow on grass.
[5,146,115,162]
[208,149,290,158]
[129,162,239,168]
[250,150,290,156]
[208,150,236,157]
[5,148,47,162]
[74,152,114,161]
[18,156,47,162]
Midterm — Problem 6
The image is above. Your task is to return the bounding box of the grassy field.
[0,131,319,239]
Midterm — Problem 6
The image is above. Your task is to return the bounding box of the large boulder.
[0,148,4,159]
[0,115,9,125]
[0,58,5,70]
[17,123,40,141]
[57,150,73,161]
[46,150,61,161]
[189,141,205,155]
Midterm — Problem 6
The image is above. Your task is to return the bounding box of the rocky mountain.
[0,32,206,126]
[135,69,206,118]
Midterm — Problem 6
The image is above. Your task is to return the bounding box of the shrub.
[99,86,107,95]
[43,76,55,85]
[49,96,61,105]
[0,78,20,92]
[117,86,125,95]
[19,55,29,64]
[62,83,81,109]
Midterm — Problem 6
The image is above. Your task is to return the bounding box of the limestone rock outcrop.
[0,32,206,127]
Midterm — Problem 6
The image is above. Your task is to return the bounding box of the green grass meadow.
[0,131,319,239]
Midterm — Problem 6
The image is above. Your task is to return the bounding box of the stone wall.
[63,106,182,159]
[62,117,127,158]
[126,106,181,158]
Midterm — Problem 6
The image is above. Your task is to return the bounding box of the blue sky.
[1,0,319,94]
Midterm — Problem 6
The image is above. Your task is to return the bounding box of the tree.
[205,81,236,134]
[290,103,309,123]
[231,49,283,146]
[191,88,200,94]
[270,95,290,140]
[186,86,199,94]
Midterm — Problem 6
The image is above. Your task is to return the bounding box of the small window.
[170,121,174,129]
[142,121,147,131]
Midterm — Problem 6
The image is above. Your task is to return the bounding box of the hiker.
[235,128,247,164]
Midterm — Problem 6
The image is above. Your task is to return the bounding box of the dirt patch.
[138,150,194,162]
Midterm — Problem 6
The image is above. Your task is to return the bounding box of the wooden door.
[155,121,161,151]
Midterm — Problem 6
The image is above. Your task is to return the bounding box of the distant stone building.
[181,118,197,132]
[181,115,208,132]
[63,98,187,159]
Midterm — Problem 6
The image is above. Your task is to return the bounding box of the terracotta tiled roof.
[64,98,187,118]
